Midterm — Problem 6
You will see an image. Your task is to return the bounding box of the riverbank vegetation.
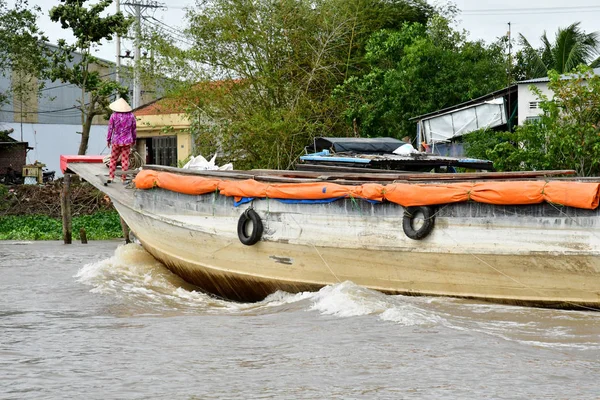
[0,181,123,240]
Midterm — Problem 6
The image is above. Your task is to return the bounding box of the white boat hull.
[111,186,600,308]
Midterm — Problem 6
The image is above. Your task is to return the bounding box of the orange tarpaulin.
[265,182,352,200]
[470,181,545,205]
[218,179,269,198]
[352,184,385,202]
[133,170,600,210]
[135,170,160,189]
[383,183,473,207]
[543,181,600,209]
[159,173,220,196]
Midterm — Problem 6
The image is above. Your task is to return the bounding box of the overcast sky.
[8,0,600,65]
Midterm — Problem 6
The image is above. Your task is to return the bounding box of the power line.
[462,5,600,16]
[40,72,117,91]
[145,16,187,38]
[1,95,121,115]
[142,17,194,47]
[0,106,79,114]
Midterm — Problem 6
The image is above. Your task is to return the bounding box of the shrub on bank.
[0,211,123,240]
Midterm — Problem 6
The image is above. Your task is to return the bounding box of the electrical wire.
[40,72,116,92]
[144,16,193,44]
[0,106,79,114]
[142,19,195,47]
[462,5,600,16]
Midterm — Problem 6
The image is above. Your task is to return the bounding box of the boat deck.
[66,162,137,209]
[66,161,595,192]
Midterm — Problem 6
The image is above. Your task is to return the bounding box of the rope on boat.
[312,243,341,283]
[103,150,144,170]
[286,212,340,283]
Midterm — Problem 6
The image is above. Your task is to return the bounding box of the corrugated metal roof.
[134,97,183,116]
[410,85,517,121]
[518,67,600,84]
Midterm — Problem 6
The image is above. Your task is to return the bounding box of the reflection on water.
[1,240,599,399]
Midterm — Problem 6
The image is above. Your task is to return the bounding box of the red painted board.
[60,155,105,173]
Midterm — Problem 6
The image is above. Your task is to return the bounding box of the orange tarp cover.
[134,170,600,210]
[384,183,474,206]
[159,173,220,195]
[218,179,269,198]
[542,181,600,209]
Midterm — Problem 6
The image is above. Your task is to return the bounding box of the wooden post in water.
[61,173,72,244]
[79,227,88,244]
[120,217,131,244]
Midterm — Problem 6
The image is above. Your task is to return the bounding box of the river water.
[1,240,599,399]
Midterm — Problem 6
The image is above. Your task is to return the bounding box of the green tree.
[49,0,132,155]
[465,66,600,176]
[334,15,508,140]
[518,22,600,79]
[0,0,49,114]
[171,0,431,169]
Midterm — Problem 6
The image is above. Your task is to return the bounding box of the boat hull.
[112,187,600,308]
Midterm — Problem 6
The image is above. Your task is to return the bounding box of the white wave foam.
[75,244,227,311]
[76,246,595,349]
[308,281,443,326]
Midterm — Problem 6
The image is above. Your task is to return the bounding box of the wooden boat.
[62,139,600,310]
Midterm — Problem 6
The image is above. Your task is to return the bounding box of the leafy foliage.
[517,22,600,80]
[333,16,508,140]
[48,0,132,155]
[465,66,600,176]
[165,0,432,169]
[0,0,49,108]
[0,211,123,240]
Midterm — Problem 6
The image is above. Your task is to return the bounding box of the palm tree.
[518,22,600,79]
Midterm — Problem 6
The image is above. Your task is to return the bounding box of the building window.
[528,101,540,110]
[525,116,541,123]
[150,136,178,167]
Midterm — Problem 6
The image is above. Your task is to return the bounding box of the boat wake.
[76,244,599,349]
[75,244,233,313]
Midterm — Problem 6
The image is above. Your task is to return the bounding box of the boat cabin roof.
[301,137,494,171]
[305,137,404,154]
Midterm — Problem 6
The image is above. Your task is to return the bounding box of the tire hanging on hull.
[403,206,435,240]
[237,208,263,245]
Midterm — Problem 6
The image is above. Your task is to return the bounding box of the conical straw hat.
[109,98,132,112]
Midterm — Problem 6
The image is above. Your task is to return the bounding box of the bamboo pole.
[61,173,72,244]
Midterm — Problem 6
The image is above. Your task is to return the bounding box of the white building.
[411,67,600,156]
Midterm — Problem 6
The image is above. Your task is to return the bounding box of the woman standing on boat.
[107,98,137,184]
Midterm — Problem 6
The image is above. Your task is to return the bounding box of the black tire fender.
[237,209,263,246]
[402,206,435,240]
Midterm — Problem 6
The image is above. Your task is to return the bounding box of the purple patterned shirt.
[107,112,137,146]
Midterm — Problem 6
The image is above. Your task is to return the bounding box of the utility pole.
[116,0,121,85]
[133,2,141,109]
[508,22,512,85]
[507,21,512,131]
[122,0,165,109]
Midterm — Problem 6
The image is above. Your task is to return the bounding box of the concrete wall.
[517,82,553,125]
